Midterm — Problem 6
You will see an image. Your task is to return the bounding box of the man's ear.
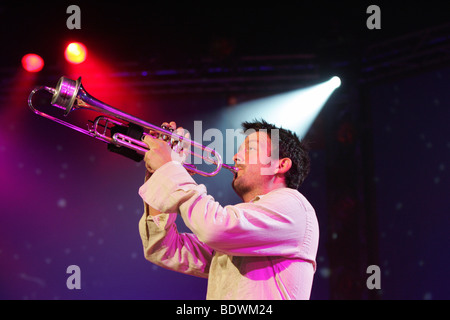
[276,158,292,174]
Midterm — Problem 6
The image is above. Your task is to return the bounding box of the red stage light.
[21,54,44,72]
[65,42,87,64]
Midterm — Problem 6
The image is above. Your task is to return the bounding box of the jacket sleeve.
[139,161,317,261]
[138,173,214,278]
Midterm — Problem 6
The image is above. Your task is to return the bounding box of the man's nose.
[233,152,241,164]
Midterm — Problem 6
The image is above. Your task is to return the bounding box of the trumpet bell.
[51,76,82,116]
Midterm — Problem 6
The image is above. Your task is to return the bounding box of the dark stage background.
[0,1,449,300]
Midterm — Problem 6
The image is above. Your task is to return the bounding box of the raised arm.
[139,172,214,278]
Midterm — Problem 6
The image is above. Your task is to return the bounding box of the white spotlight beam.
[222,76,341,138]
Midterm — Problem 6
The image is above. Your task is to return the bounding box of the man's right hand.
[142,121,190,174]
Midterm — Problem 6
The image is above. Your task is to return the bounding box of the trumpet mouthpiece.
[222,163,239,174]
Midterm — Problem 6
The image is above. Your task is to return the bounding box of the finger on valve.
[144,121,174,141]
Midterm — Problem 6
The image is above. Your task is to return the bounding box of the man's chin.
[231,178,248,196]
[231,178,238,191]
[231,177,240,193]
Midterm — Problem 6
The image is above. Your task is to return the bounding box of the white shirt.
[138,161,319,300]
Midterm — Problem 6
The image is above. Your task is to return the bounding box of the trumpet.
[28,76,238,177]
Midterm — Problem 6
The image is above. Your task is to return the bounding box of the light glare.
[21,53,44,72]
[329,76,341,89]
[65,42,87,64]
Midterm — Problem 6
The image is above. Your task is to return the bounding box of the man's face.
[231,131,279,199]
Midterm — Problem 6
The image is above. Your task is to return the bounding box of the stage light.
[21,53,44,72]
[65,42,87,64]
[329,76,341,89]
[219,76,342,139]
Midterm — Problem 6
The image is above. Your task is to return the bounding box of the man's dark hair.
[241,119,310,190]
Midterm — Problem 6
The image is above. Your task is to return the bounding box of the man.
[138,119,319,300]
